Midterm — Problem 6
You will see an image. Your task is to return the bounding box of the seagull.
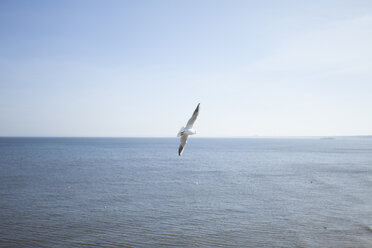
[177,103,200,156]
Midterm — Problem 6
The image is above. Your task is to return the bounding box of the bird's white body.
[184,128,196,135]
[177,127,196,137]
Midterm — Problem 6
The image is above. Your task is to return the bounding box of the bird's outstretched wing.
[178,135,188,156]
[186,103,200,128]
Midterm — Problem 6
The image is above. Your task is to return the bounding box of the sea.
[0,137,372,247]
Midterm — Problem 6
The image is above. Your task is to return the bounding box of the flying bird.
[177,103,200,156]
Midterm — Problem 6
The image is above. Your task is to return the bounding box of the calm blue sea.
[0,137,372,247]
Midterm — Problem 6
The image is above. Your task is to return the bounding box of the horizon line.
[1,135,371,139]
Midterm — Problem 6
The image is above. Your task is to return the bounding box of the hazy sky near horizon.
[1,0,372,137]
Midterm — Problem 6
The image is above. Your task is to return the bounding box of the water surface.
[1,137,372,247]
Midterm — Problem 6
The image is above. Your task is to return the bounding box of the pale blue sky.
[1,0,372,137]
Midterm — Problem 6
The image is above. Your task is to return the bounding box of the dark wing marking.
[178,135,188,156]
[178,144,184,156]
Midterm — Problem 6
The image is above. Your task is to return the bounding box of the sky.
[1,0,372,137]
